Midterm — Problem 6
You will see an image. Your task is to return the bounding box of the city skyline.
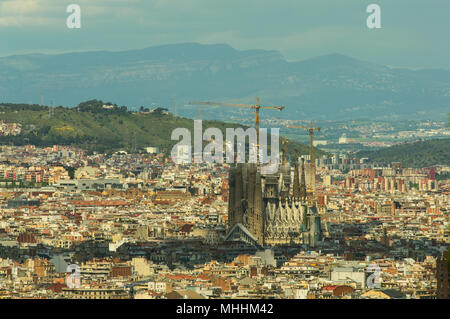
[0,0,448,303]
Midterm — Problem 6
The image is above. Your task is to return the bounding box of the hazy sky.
[1,0,449,69]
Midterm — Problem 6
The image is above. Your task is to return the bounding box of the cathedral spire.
[293,149,301,200]
[300,157,307,202]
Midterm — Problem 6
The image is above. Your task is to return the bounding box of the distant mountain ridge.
[1,43,449,121]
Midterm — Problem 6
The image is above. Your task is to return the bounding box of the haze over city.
[0,0,448,305]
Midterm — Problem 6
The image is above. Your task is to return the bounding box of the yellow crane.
[282,137,288,166]
[286,121,320,199]
[188,97,284,166]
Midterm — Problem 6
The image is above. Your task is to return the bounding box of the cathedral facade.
[227,156,322,247]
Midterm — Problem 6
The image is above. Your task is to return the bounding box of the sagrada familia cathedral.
[225,146,322,247]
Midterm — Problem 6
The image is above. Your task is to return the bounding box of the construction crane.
[282,137,288,166]
[188,97,284,166]
[286,121,320,199]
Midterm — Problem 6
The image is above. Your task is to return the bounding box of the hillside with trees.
[357,138,450,168]
[0,100,321,158]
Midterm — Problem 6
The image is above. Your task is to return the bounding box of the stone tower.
[227,159,322,247]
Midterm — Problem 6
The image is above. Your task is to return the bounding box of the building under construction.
[225,152,322,247]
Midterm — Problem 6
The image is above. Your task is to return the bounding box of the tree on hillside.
[152,107,168,114]
[77,99,104,113]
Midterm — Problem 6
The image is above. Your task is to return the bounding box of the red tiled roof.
[165,274,196,280]
[322,285,339,291]
[69,200,128,206]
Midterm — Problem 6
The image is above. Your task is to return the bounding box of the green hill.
[357,138,450,168]
[0,100,322,159]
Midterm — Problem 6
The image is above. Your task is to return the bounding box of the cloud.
[0,0,142,27]
[0,0,449,69]
[0,0,62,27]
[0,0,40,14]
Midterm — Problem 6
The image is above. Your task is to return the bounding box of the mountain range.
[1,43,449,121]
